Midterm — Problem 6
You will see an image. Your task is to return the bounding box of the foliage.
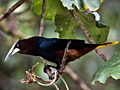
[32,0,65,20]
[55,10,77,39]
[91,51,120,85]
[32,0,109,43]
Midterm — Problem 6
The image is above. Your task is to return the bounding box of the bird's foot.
[43,65,52,73]
[49,69,60,80]
[44,65,60,80]
[49,73,55,80]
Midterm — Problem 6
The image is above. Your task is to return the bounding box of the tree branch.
[59,75,69,90]
[34,70,57,86]
[38,0,53,77]
[0,0,28,38]
[0,0,27,21]
[69,10,108,61]
[39,0,47,37]
[59,41,71,73]
[38,0,61,89]
[20,62,59,88]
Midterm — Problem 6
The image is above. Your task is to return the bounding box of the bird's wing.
[37,37,68,51]
[37,37,85,51]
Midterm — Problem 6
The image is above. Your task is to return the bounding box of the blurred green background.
[0,0,120,90]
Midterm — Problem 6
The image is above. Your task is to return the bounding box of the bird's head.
[4,36,40,62]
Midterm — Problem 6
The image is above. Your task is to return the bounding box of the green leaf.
[60,0,105,11]
[91,51,120,85]
[75,10,109,43]
[32,0,105,20]
[55,10,77,39]
[55,9,109,41]
[32,0,64,20]
[32,0,109,42]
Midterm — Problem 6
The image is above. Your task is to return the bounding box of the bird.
[5,36,118,71]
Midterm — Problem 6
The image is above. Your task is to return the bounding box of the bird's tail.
[96,41,119,49]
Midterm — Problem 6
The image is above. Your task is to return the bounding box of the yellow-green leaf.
[91,51,120,85]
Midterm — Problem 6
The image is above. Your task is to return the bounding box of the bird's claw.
[49,69,60,80]
[49,73,55,80]
[44,65,60,80]
[43,65,52,73]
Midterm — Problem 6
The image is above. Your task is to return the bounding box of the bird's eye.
[16,44,19,48]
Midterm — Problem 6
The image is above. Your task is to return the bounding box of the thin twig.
[59,75,69,90]
[21,63,58,87]
[38,0,52,77]
[52,83,60,90]
[65,66,91,90]
[0,0,27,21]
[35,74,52,82]
[59,41,71,73]
[0,0,28,38]
[38,0,60,89]
[31,62,39,73]
[69,10,108,61]
[36,74,59,90]
[34,70,57,86]
[39,0,47,37]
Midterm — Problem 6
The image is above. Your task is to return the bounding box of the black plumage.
[5,36,118,70]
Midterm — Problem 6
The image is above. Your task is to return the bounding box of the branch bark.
[69,10,108,61]
[39,0,47,37]
[0,0,27,21]
[59,41,71,73]
[21,62,59,90]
